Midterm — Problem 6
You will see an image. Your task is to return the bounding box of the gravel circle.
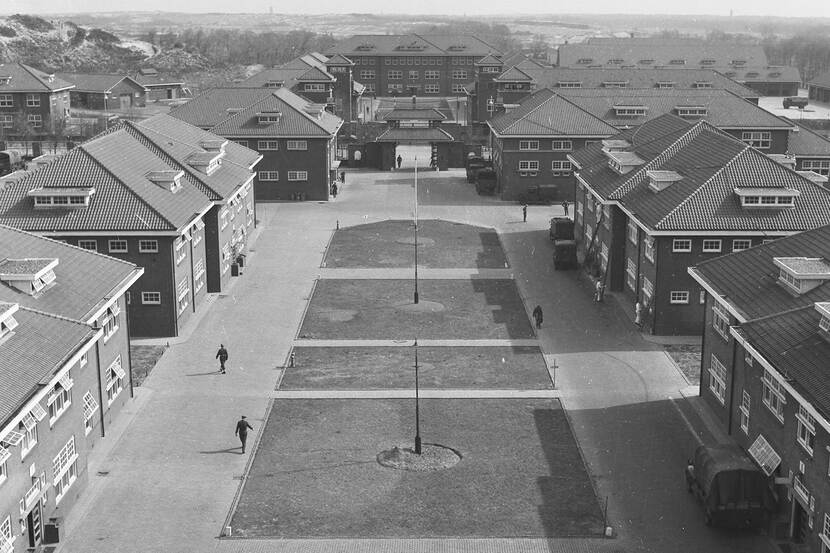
[395,237,436,246]
[393,301,446,313]
[377,444,462,472]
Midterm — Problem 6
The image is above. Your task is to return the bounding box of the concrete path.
[293,339,540,347]
[269,389,561,399]
[318,267,514,279]
[56,167,773,553]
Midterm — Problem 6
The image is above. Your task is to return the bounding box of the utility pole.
[414,339,422,454]
[413,155,419,304]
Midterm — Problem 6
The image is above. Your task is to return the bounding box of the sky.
[2,0,828,18]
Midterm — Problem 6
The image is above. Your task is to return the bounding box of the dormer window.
[0,75,10,85]
[638,59,654,65]
[257,111,281,125]
[607,58,624,65]
[0,258,59,296]
[603,81,628,88]
[604,150,644,175]
[147,170,184,192]
[693,81,713,89]
[647,170,683,192]
[774,257,830,294]
[657,81,676,89]
[601,139,631,152]
[745,72,760,79]
[200,140,227,153]
[0,302,20,341]
[731,59,747,66]
[613,105,647,117]
[264,80,284,88]
[734,187,799,208]
[356,43,375,51]
[576,58,593,65]
[226,107,243,115]
[186,152,223,175]
[767,154,796,169]
[675,105,708,118]
[29,187,95,208]
[669,59,686,65]
[558,81,582,88]
[700,59,717,65]
[816,302,830,334]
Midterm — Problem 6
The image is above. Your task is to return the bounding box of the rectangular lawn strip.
[298,279,533,340]
[230,398,603,538]
[129,344,167,387]
[324,219,508,269]
[281,346,552,390]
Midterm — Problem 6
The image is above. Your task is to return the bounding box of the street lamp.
[414,339,422,454]
[413,155,419,304]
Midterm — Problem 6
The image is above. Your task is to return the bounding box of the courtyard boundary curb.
[294,277,320,341]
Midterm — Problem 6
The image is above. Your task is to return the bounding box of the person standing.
[396,154,403,169]
[634,301,643,328]
[331,182,338,198]
[235,415,253,454]
[340,171,345,184]
[562,200,569,216]
[532,305,543,328]
[216,344,228,374]
[594,280,605,302]
[522,204,528,222]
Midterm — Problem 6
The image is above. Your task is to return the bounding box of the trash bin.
[231,263,240,277]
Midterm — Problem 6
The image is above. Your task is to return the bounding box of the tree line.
[763,30,830,83]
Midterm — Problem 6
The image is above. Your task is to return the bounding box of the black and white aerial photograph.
[0,0,829,551]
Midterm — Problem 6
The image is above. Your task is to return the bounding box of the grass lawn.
[230,398,603,538]
[129,344,167,387]
[665,344,701,384]
[324,219,507,269]
[298,279,533,340]
[281,346,551,390]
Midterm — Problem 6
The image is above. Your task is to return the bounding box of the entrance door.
[119,94,131,110]
[793,503,809,544]
[27,500,43,548]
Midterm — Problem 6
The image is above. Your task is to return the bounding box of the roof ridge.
[610,118,707,199]
[0,223,139,268]
[122,120,221,201]
[502,90,559,134]
[273,88,335,134]
[17,62,49,89]
[654,142,750,230]
[742,302,819,325]
[17,303,91,327]
[78,136,177,231]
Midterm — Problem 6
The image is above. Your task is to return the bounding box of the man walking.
[396,154,403,169]
[522,204,528,222]
[216,344,228,374]
[562,200,569,216]
[235,415,253,454]
[594,280,605,302]
[532,305,543,328]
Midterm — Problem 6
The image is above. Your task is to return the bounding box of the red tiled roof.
[489,89,621,137]
[56,73,145,93]
[0,62,74,92]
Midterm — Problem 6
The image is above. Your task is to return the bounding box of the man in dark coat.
[216,344,228,374]
[235,415,253,453]
[396,154,403,169]
[532,305,543,328]
[522,204,528,223]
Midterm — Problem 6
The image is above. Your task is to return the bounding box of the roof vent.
[0,75,11,86]
[0,258,59,297]
[604,150,644,175]
[146,170,184,192]
[647,170,684,192]
[186,152,223,176]
[46,74,55,83]
[774,257,830,295]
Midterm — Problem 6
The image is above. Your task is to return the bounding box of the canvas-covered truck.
[685,444,776,528]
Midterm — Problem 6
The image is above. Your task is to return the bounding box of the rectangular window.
[304,83,325,92]
[0,515,11,548]
[741,131,771,150]
[82,391,99,434]
[518,161,539,175]
[0,94,12,107]
[627,219,638,244]
[708,354,727,404]
[551,160,572,176]
[258,170,279,181]
[141,291,161,305]
[27,114,42,128]
[194,258,205,292]
[408,70,418,80]
[257,140,278,150]
[519,140,539,151]
[287,171,308,181]
[102,305,120,341]
[360,70,375,80]
[177,278,189,314]
[451,84,465,94]
[452,70,467,80]
[106,355,126,404]
[424,84,439,94]
[47,377,72,425]
[388,70,402,80]
[672,239,692,252]
[762,369,786,422]
[626,258,637,291]
[802,159,830,176]
[551,140,573,151]
[425,70,439,79]
[78,239,97,251]
[644,237,655,262]
[0,114,12,128]
[732,239,751,252]
[52,436,77,503]
[642,277,654,301]
[670,291,690,304]
[796,404,816,455]
[108,240,127,253]
[712,301,731,340]
[233,139,248,147]
[740,390,750,434]
[138,239,158,253]
[20,420,37,459]
[287,140,307,151]
[26,94,40,107]
[702,239,722,253]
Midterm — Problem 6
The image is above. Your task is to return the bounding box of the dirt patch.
[665,344,701,384]
[129,344,167,387]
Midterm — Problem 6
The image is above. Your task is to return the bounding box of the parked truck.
[475,168,497,195]
[550,217,577,270]
[685,444,776,528]
[0,150,22,177]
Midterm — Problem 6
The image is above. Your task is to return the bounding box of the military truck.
[550,217,577,270]
[783,96,808,109]
[685,444,776,528]
[475,168,497,195]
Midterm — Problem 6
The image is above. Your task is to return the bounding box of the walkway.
[56,167,773,553]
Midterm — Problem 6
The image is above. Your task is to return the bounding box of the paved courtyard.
[53,164,775,553]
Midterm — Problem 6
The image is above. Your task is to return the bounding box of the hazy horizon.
[1,0,828,19]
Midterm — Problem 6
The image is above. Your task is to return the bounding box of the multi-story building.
[170,87,341,202]
[472,63,761,122]
[57,73,147,110]
[0,225,143,552]
[688,224,830,552]
[0,114,260,338]
[556,38,800,96]
[326,34,500,98]
[238,52,364,122]
[786,121,830,177]
[488,89,617,201]
[568,114,830,335]
[0,63,73,140]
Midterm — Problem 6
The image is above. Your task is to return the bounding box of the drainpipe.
[126,298,135,400]
[698,291,708,395]
[726,323,738,436]
[94,335,106,438]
